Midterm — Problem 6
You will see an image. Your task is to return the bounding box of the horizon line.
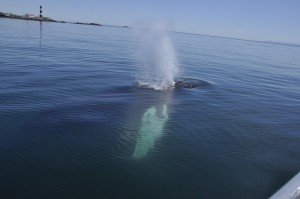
[1,9,300,47]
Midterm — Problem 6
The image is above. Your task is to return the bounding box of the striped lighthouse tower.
[39,5,43,17]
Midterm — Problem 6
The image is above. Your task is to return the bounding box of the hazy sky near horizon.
[1,0,299,44]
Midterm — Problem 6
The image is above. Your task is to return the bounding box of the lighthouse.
[39,5,43,17]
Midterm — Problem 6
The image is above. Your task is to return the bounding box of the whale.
[137,78,209,90]
[132,105,168,159]
[174,78,209,89]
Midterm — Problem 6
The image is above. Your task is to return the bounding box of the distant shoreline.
[0,11,110,27]
[0,11,57,22]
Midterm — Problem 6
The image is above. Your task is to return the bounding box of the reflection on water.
[39,21,43,48]
[132,104,168,159]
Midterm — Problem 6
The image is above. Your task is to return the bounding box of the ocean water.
[1,18,300,199]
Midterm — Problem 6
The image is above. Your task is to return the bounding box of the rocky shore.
[0,11,56,22]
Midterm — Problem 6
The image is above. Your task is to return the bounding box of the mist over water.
[134,21,180,90]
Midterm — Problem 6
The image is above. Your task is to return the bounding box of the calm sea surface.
[1,18,300,199]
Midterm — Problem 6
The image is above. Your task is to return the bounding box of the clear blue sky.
[1,0,299,44]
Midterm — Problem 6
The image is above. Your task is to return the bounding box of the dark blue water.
[1,18,300,199]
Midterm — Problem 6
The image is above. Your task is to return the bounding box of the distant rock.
[74,22,102,26]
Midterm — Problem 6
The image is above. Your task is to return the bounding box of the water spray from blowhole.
[134,20,180,91]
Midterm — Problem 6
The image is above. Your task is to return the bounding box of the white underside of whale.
[132,105,168,159]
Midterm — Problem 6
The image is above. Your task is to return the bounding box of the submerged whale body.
[174,78,209,89]
[132,105,168,159]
